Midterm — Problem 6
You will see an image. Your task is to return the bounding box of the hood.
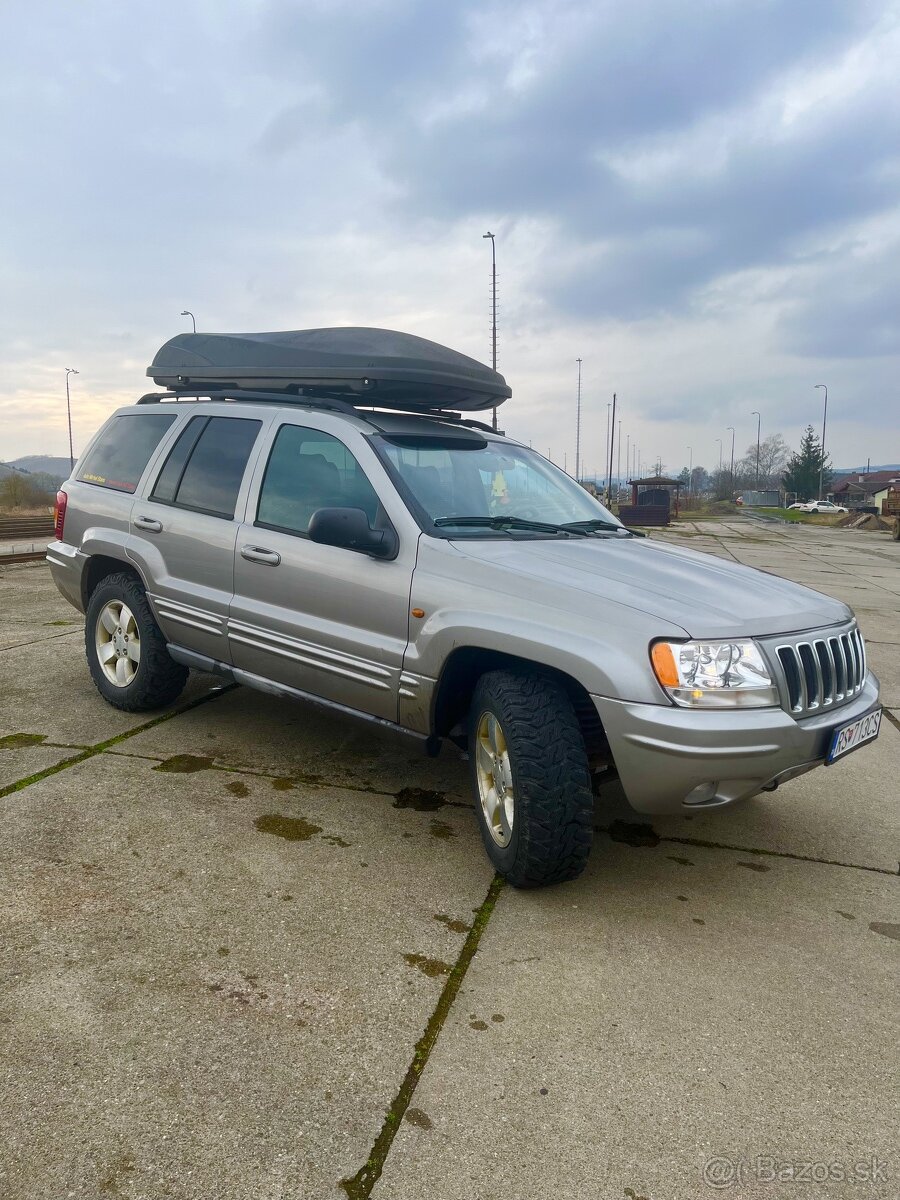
[453,534,851,638]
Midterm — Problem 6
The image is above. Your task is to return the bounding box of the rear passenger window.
[151,416,261,518]
[77,413,177,493]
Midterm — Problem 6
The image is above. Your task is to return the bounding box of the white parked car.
[788,500,848,514]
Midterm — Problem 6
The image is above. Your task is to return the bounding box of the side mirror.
[307,507,398,559]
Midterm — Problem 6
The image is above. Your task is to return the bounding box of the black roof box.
[147,328,510,413]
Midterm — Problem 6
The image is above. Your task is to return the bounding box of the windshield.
[377,437,623,536]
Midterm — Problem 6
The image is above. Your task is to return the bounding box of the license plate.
[826,707,882,764]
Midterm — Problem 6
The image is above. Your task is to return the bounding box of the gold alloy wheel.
[95,599,141,687]
[475,710,515,847]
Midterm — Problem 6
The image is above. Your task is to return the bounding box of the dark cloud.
[251,0,898,336]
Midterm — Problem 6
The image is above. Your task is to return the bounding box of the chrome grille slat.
[772,624,867,719]
[828,636,845,698]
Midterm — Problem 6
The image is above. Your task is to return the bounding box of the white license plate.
[826,707,882,764]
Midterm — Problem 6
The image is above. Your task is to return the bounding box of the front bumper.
[592,671,881,815]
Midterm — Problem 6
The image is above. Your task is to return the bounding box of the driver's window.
[256,424,380,536]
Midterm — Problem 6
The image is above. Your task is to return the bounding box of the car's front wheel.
[468,670,593,888]
[85,572,188,711]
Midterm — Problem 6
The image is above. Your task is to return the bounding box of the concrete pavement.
[0,516,896,1199]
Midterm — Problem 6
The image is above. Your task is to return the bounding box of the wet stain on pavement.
[836,910,856,920]
[624,1188,650,1200]
[470,1019,488,1030]
[736,860,771,872]
[98,1151,136,1195]
[154,754,214,774]
[0,732,47,749]
[429,819,455,839]
[226,780,250,797]
[403,952,451,978]
[608,820,660,847]
[434,913,471,934]
[692,918,706,925]
[393,787,447,811]
[322,834,351,847]
[676,895,689,902]
[272,777,295,791]
[254,813,322,841]
[405,1108,433,1130]
[492,1013,505,1023]
[668,855,694,866]
[869,922,900,941]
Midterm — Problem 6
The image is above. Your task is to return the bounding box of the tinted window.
[151,416,206,504]
[257,425,380,535]
[153,416,261,518]
[77,413,177,493]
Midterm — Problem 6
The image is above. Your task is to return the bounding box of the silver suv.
[48,329,882,888]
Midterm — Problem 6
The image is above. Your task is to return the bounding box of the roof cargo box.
[147,328,511,413]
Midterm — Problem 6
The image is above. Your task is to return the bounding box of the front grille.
[774,626,866,716]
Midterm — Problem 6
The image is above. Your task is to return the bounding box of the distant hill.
[834,464,900,474]
[9,455,71,480]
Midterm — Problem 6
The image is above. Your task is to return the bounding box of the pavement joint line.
[0,684,237,801]
[340,874,505,1199]
[596,825,900,876]
[0,628,84,652]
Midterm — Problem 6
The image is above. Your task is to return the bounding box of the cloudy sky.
[1,0,898,474]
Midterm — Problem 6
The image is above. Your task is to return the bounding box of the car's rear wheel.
[85,572,188,711]
[468,670,593,888]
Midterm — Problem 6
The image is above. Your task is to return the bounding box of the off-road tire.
[85,572,188,711]
[468,670,593,888]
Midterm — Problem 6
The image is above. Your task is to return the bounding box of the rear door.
[229,416,417,721]
[128,408,269,662]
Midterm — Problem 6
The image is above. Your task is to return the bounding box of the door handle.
[134,516,163,533]
[241,545,281,566]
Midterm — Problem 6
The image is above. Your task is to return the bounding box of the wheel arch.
[431,646,609,766]
[81,554,145,609]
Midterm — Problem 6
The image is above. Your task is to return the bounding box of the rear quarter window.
[77,413,177,493]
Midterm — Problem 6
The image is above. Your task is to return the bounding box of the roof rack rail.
[135,389,503,435]
[136,388,359,416]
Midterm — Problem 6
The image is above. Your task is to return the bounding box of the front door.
[229,418,416,722]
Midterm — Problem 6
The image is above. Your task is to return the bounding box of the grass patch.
[754,507,844,525]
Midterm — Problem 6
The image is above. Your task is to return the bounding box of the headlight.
[650,640,779,708]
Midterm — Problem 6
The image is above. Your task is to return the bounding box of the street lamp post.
[727,426,735,498]
[575,358,582,482]
[752,410,761,488]
[180,310,196,333]
[605,402,611,500]
[815,384,828,500]
[687,446,692,500]
[482,232,498,431]
[65,368,79,472]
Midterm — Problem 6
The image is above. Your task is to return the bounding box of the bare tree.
[742,434,790,488]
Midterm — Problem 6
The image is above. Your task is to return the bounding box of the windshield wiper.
[559,518,645,538]
[433,515,589,536]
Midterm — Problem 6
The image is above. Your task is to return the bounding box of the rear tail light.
[54,490,68,541]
